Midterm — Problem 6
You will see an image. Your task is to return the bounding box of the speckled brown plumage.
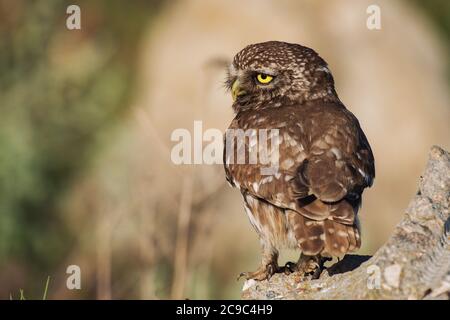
[224,41,375,281]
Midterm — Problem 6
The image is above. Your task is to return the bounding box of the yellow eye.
[256,73,274,84]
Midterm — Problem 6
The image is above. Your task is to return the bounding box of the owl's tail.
[287,198,361,257]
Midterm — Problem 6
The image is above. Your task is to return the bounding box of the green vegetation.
[9,276,50,300]
[0,0,162,298]
[413,0,450,81]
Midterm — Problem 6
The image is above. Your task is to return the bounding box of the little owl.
[224,41,375,281]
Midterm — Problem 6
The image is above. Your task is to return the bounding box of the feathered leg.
[238,244,280,281]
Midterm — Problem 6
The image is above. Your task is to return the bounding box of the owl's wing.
[292,108,375,226]
[299,110,375,203]
[225,105,374,226]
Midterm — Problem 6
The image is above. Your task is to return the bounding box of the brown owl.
[224,41,375,281]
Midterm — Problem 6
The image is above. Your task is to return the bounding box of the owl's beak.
[231,79,246,101]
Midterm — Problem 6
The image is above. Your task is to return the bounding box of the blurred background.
[0,0,449,299]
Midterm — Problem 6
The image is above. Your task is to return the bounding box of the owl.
[224,41,375,281]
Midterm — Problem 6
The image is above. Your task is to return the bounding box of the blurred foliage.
[413,0,450,81]
[413,0,450,41]
[0,0,163,296]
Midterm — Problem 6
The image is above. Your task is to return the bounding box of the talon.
[237,261,280,281]
[284,261,297,273]
[236,272,250,281]
[266,264,275,279]
[311,267,322,279]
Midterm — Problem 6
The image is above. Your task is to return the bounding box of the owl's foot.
[237,261,280,281]
[283,259,319,276]
[284,255,331,279]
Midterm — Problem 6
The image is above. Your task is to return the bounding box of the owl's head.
[226,41,338,111]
